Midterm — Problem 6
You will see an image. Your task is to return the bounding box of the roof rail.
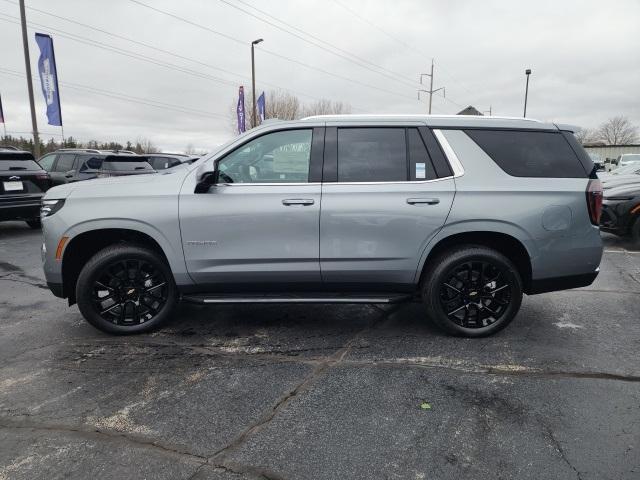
[0,145,20,150]
[56,148,102,153]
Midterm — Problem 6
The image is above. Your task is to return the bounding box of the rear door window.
[53,153,76,173]
[337,128,406,182]
[465,129,587,178]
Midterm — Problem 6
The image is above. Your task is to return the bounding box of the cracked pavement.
[0,221,638,479]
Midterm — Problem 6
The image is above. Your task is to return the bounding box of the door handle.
[407,198,440,205]
[282,198,314,206]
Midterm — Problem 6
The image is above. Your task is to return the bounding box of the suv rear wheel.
[422,245,523,337]
[76,244,177,334]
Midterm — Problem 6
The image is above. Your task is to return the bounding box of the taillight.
[36,173,49,180]
[586,179,603,225]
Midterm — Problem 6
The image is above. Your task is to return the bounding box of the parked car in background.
[37,149,155,186]
[146,153,199,171]
[601,169,640,190]
[597,163,640,181]
[1,147,51,228]
[600,183,640,245]
[41,115,603,337]
[616,153,640,168]
[588,152,604,171]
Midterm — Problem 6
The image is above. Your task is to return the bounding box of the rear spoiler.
[554,123,580,133]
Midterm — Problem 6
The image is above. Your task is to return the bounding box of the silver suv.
[41,115,603,337]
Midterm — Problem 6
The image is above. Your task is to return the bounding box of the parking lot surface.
[1,221,638,479]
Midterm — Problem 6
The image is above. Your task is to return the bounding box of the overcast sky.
[0,0,638,152]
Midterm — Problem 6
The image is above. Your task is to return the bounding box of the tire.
[631,216,640,247]
[26,218,41,229]
[76,244,178,335]
[422,245,523,337]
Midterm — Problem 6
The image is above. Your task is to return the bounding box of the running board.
[181,292,413,305]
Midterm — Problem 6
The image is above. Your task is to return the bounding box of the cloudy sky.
[0,0,638,152]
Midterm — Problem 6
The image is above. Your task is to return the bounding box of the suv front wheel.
[422,245,523,337]
[76,244,177,334]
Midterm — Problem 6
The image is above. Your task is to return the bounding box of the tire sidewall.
[423,247,523,337]
[76,245,177,335]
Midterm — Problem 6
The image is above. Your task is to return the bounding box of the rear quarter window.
[102,157,154,172]
[465,129,588,178]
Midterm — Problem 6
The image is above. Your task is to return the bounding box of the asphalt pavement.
[0,221,638,479]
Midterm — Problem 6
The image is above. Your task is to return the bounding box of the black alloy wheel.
[422,245,523,337]
[76,245,177,334]
[92,259,168,326]
[439,260,512,329]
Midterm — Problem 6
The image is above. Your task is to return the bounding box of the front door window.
[217,129,312,184]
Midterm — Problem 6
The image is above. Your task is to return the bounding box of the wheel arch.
[416,225,535,293]
[61,225,180,305]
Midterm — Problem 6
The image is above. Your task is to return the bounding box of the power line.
[0,0,372,111]
[330,0,484,109]
[0,67,228,120]
[0,4,393,110]
[218,0,419,88]
[126,0,420,102]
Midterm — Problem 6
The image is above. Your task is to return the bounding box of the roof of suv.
[299,114,561,131]
[55,149,137,155]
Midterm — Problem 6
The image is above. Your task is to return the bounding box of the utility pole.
[523,68,531,118]
[251,38,263,128]
[418,59,445,114]
[19,0,40,157]
[483,106,492,116]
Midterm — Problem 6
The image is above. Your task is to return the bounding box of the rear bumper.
[527,271,599,295]
[0,198,41,221]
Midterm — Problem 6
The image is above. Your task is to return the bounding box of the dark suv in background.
[37,149,155,186]
[146,153,199,170]
[0,146,51,228]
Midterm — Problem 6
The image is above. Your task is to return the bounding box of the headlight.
[41,199,65,218]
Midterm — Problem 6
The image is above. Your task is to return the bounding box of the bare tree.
[574,127,597,145]
[302,98,352,117]
[185,143,197,155]
[228,90,351,134]
[595,116,639,145]
[134,136,159,154]
[264,90,300,123]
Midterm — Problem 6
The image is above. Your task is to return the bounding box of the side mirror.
[65,169,76,178]
[195,170,219,194]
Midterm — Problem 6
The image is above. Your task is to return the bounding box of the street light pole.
[251,38,263,128]
[523,68,531,118]
[19,0,40,157]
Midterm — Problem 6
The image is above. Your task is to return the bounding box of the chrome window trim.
[433,129,465,177]
[215,177,455,187]
[215,182,321,187]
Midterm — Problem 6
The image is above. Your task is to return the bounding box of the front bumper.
[47,282,65,298]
